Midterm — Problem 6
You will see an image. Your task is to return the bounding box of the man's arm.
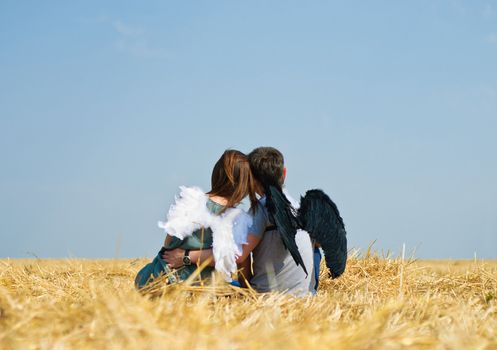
[162,248,215,268]
[236,234,261,264]
[162,233,262,268]
[237,256,252,288]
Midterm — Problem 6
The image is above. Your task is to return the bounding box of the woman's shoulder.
[206,198,225,214]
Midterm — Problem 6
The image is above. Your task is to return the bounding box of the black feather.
[265,185,308,275]
[298,189,347,279]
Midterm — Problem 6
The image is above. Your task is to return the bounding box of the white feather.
[211,209,239,278]
[159,186,208,239]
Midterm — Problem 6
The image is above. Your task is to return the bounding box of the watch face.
[182,255,191,266]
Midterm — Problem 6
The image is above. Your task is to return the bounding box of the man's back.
[248,197,315,296]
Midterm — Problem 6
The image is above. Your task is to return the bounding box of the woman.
[135,149,257,289]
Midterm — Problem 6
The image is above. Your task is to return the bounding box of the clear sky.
[1,1,496,259]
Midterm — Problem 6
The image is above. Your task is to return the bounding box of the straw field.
[1,254,496,349]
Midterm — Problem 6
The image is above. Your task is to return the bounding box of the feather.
[159,186,208,239]
[298,189,347,279]
[210,209,240,279]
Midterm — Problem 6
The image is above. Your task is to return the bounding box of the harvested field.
[1,255,496,349]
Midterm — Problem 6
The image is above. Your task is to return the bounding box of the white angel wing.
[158,186,211,239]
[210,208,242,280]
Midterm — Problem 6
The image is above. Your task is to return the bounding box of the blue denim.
[313,247,322,292]
[135,250,177,289]
[229,280,241,287]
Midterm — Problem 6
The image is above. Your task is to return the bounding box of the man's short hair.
[248,147,284,187]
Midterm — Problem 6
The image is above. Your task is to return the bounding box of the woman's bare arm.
[237,256,253,287]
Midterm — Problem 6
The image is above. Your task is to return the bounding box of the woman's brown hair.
[207,150,258,212]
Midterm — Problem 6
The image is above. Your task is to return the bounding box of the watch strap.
[182,249,191,266]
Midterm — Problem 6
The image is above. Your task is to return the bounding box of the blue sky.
[1,1,496,259]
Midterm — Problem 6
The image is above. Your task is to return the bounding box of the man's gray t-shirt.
[248,197,315,297]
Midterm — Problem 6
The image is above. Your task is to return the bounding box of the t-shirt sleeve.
[232,211,252,250]
[247,203,268,237]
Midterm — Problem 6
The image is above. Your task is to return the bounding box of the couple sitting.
[135,147,347,297]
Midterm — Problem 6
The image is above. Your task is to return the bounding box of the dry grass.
[1,254,496,349]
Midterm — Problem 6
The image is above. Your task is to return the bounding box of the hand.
[162,248,185,269]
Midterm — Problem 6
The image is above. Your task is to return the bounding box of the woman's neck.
[208,195,229,206]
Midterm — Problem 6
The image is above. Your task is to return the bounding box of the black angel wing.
[266,185,308,275]
[297,189,347,279]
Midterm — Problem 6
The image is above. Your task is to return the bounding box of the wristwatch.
[182,249,191,266]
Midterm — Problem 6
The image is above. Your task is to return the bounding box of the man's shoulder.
[247,197,269,237]
[257,196,266,208]
[253,197,268,219]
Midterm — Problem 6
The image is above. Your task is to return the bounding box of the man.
[241,146,315,296]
